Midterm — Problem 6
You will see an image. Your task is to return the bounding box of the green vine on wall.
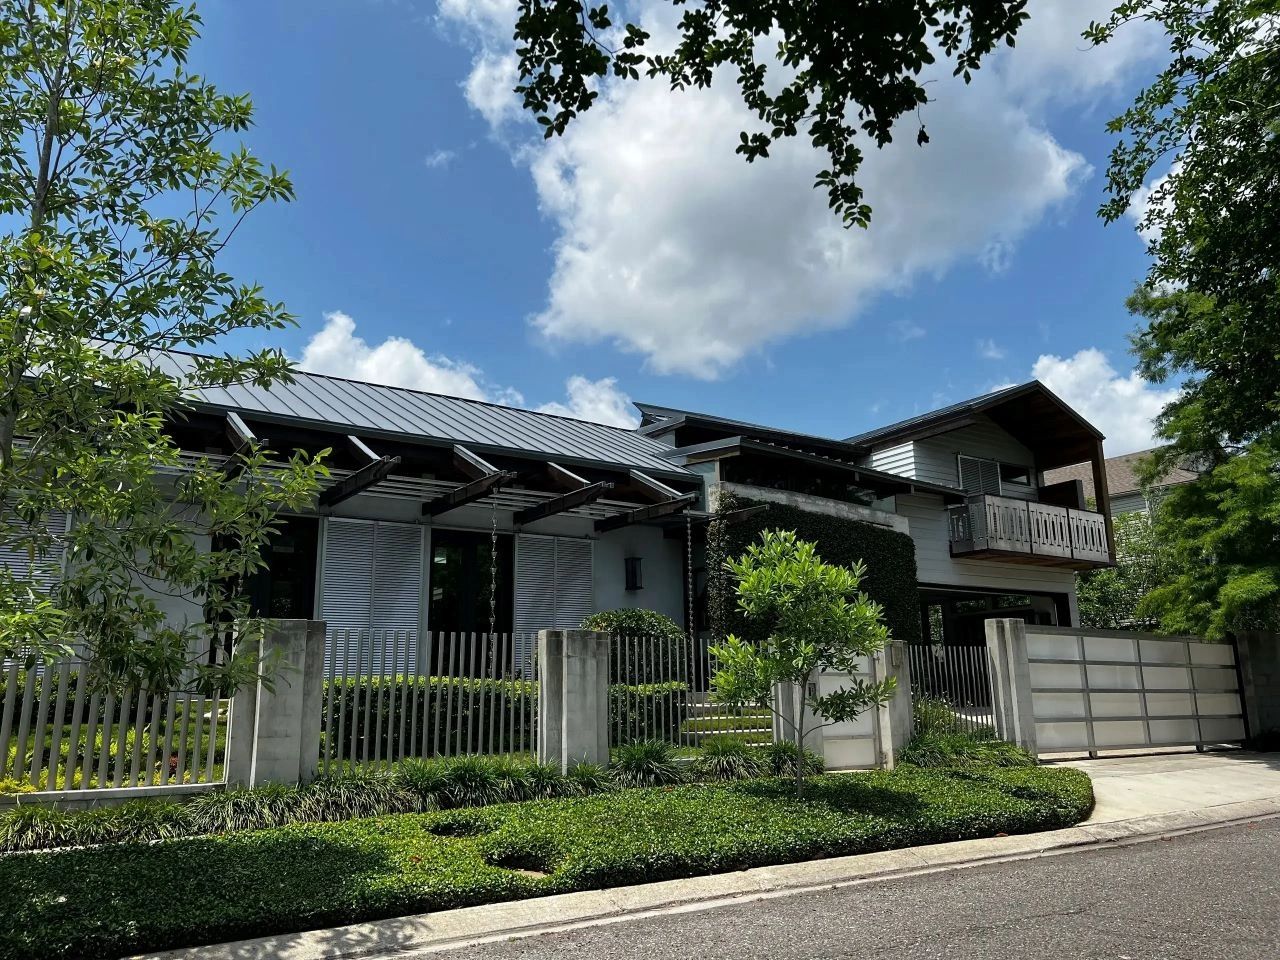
[706,493,922,646]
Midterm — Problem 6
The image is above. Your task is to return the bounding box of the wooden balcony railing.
[947,494,1111,567]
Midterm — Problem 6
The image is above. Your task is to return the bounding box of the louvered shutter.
[371,522,423,673]
[514,535,556,675]
[958,455,1001,495]
[320,518,423,676]
[0,509,70,595]
[553,538,594,630]
[513,535,595,677]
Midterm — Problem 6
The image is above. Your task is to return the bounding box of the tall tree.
[1089,0,1280,636]
[0,1,327,690]
[514,1,1030,226]
[1077,509,1173,631]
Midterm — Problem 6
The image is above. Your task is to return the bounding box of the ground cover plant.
[0,765,1093,960]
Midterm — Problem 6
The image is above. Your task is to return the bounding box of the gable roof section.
[634,401,870,461]
[844,381,1105,471]
[157,352,694,480]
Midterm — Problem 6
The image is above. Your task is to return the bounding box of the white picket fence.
[0,658,227,792]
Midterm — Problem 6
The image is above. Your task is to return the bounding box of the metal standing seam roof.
[154,352,695,479]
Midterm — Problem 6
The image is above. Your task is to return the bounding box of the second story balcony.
[948,494,1112,569]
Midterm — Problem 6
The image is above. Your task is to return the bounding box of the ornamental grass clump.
[440,756,510,808]
[611,739,686,788]
[563,761,611,796]
[693,736,766,782]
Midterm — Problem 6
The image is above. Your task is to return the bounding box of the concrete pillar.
[225,620,327,788]
[1235,631,1280,742]
[536,630,610,773]
[874,641,912,769]
[985,618,1038,757]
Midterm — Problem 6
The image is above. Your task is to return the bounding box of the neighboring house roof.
[1044,448,1199,499]
[155,352,695,480]
[634,401,865,461]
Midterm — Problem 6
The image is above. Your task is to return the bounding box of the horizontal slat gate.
[1026,628,1245,754]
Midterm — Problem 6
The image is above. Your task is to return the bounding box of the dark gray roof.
[843,381,1105,449]
[156,353,693,479]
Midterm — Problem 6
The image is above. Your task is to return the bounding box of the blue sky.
[191,0,1178,454]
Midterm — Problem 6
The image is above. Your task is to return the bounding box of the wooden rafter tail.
[319,455,402,508]
[515,481,614,527]
[595,492,698,533]
[422,470,517,517]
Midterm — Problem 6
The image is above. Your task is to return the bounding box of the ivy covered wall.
[708,494,922,646]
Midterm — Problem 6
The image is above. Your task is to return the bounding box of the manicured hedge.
[0,766,1093,960]
[716,497,922,645]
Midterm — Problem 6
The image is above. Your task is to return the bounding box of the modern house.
[1044,447,1199,516]
[639,380,1115,648]
[6,358,1119,669]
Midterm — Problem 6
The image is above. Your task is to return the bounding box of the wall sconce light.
[625,556,643,591]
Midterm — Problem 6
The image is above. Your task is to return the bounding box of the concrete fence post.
[873,641,913,769]
[225,619,327,788]
[536,629,610,773]
[985,618,1038,758]
[1235,631,1280,742]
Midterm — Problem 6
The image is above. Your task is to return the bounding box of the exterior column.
[874,641,913,769]
[985,618,1038,757]
[536,629,610,773]
[225,619,327,788]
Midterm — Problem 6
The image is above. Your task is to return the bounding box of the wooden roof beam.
[422,470,517,517]
[629,469,684,502]
[515,481,614,527]
[319,455,402,508]
[222,412,260,479]
[453,443,499,480]
[595,492,697,533]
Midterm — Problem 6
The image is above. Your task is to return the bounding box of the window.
[429,528,514,636]
[958,455,1035,495]
[999,463,1033,488]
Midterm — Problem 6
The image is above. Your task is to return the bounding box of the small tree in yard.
[0,2,328,692]
[709,530,895,797]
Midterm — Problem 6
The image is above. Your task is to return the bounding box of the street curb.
[135,795,1280,960]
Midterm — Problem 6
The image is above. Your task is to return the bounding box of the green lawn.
[0,766,1093,960]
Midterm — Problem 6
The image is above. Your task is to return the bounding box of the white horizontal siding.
[1110,491,1148,516]
[861,442,915,478]
[897,493,1078,596]
[913,417,1038,494]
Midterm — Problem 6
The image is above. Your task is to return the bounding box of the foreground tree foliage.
[710,530,894,797]
[1077,509,1174,631]
[514,1,1029,226]
[1091,0,1280,635]
[0,1,327,689]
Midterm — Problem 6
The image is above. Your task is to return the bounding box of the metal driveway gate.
[1024,626,1246,754]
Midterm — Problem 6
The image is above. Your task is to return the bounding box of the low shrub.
[762,740,824,778]
[0,778,33,796]
[693,736,766,781]
[900,731,1035,769]
[0,766,1093,959]
[563,761,611,796]
[612,739,686,788]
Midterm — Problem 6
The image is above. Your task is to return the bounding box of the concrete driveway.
[1058,750,1280,822]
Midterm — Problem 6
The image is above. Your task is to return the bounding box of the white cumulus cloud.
[1031,348,1179,456]
[297,311,638,428]
[537,376,639,429]
[437,0,1162,378]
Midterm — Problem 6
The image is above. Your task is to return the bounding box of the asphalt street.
[431,818,1280,960]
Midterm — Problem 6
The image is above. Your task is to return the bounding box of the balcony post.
[1090,439,1116,561]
